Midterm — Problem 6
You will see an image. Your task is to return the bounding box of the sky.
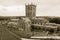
[0,0,60,17]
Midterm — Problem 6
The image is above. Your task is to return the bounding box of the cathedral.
[7,3,60,37]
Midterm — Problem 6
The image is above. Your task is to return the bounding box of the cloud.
[36,0,60,17]
[0,5,25,16]
[0,0,25,6]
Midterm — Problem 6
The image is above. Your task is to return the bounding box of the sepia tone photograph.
[0,0,60,40]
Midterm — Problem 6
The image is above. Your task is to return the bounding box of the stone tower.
[26,4,36,18]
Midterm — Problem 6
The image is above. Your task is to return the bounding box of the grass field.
[0,24,21,40]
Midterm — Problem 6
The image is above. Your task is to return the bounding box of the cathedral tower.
[26,3,36,18]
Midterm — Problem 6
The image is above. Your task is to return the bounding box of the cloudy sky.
[0,0,60,17]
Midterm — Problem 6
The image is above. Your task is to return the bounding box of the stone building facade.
[18,18,31,32]
[31,17,49,25]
